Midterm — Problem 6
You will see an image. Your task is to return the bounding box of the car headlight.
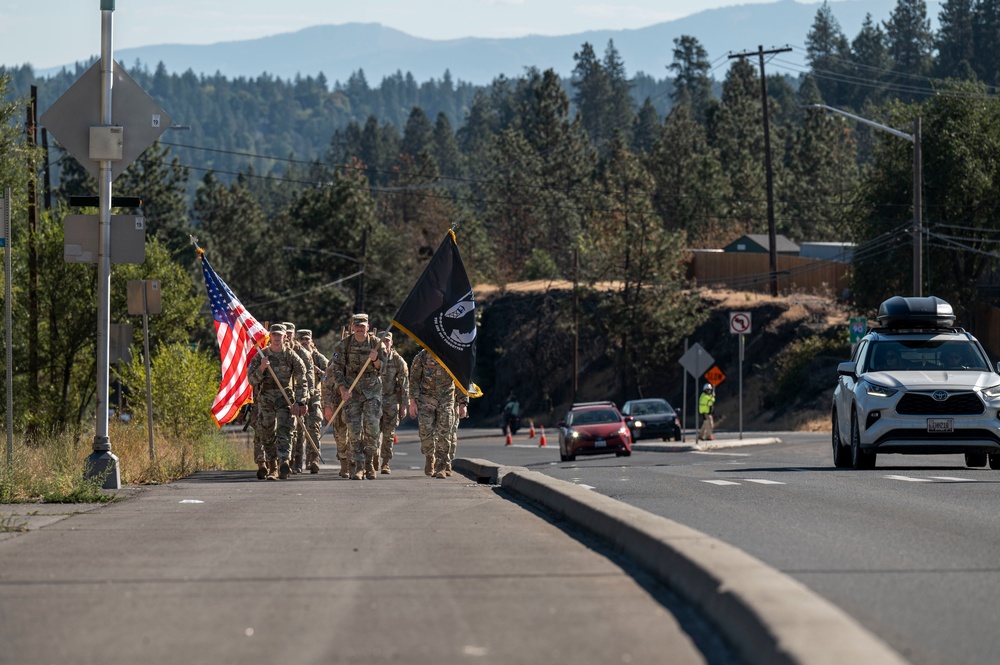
[983,384,1000,399]
[618,426,630,436]
[863,380,898,398]
[633,419,644,428]
[569,430,580,440]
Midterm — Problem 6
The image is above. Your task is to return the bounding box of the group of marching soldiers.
[246,313,468,481]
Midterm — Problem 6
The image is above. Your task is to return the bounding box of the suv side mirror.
[837,361,858,377]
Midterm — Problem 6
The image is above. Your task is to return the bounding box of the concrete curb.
[633,436,783,453]
[454,457,909,665]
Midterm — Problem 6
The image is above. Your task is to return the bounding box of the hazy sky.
[1,0,815,69]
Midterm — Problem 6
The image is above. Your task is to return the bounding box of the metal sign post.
[128,279,160,461]
[679,342,715,440]
[730,312,751,440]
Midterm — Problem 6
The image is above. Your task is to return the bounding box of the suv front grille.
[896,392,984,416]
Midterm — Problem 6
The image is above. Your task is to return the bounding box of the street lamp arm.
[809,104,914,142]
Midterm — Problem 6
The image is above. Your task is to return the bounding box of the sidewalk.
[0,464,724,665]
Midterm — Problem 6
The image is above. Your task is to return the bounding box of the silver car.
[832,296,1000,469]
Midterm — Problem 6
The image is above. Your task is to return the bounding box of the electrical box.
[89,126,124,161]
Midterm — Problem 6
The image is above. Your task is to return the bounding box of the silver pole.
[4,190,11,471]
[913,116,923,297]
[738,333,744,440]
[681,338,688,442]
[143,282,154,460]
[86,4,120,489]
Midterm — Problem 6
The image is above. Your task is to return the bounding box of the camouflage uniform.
[248,325,308,479]
[447,391,469,476]
[287,327,315,473]
[327,314,387,480]
[377,332,409,474]
[298,329,328,473]
[409,349,455,478]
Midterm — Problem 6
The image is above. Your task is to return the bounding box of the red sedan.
[557,401,633,462]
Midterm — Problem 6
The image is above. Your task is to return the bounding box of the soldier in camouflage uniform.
[322,325,353,478]
[445,391,469,476]
[325,313,387,480]
[297,328,328,474]
[408,349,456,479]
[283,322,315,474]
[376,331,408,474]
[248,324,309,480]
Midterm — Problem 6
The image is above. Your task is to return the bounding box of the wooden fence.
[687,251,850,297]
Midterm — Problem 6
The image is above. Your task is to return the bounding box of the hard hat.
[703,383,712,391]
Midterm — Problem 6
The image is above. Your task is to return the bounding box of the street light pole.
[810,104,922,296]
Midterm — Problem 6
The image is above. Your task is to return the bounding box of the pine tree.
[668,35,714,123]
[631,97,661,154]
[935,0,977,80]
[971,0,1000,85]
[805,1,852,106]
[401,106,434,159]
[884,0,935,101]
[848,14,891,111]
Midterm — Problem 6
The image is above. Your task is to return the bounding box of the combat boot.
[309,461,320,474]
[350,460,364,480]
[266,459,278,480]
[433,461,447,479]
[364,455,377,480]
[256,462,268,480]
[338,458,349,478]
[445,461,453,477]
[380,458,391,475]
[278,458,291,480]
[424,455,435,476]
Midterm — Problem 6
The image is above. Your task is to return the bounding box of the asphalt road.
[454,425,1000,665]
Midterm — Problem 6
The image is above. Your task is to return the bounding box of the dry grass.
[0,422,255,503]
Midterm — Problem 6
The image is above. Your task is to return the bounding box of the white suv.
[832,296,1000,469]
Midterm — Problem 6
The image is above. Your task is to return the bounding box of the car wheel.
[965,453,987,468]
[851,412,876,470]
[673,429,682,442]
[631,429,640,442]
[832,410,851,468]
[989,454,1000,469]
[560,453,571,462]
[622,449,631,457]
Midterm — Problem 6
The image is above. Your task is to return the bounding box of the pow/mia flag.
[392,230,483,398]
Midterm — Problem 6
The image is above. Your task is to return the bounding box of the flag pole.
[193,237,325,463]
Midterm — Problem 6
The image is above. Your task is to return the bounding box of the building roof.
[723,234,800,254]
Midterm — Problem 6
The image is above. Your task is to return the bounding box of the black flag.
[392,231,483,398]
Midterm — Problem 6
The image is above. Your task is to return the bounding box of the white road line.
[743,479,785,485]
[692,451,751,457]
[884,475,933,482]
[701,480,741,486]
[578,484,596,490]
[929,476,978,482]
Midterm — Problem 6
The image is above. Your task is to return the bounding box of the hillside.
[469,284,848,434]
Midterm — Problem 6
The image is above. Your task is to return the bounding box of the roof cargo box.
[876,296,955,329]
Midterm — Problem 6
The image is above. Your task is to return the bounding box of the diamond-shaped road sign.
[39,60,171,182]
[679,342,715,379]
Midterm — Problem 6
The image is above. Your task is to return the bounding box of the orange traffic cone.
[538,426,547,447]
[505,425,512,446]
[393,433,398,444]
[528,420,536,439]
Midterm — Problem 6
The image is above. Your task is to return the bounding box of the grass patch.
[0,422,255,503]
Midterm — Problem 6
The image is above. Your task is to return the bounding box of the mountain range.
[41,0,940,85]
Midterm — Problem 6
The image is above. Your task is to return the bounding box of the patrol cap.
[282,321,296,334]
[296,329,312,340]
[351,313,369,325]
[269,323,286,335]
[377,331,392,341]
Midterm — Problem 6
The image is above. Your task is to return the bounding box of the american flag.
[198,249,267,425]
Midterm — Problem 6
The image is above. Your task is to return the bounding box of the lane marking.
[884,475,932,482]
[578,484,596,490]
[692,451,751,457]
[743,479,785,485]
[702,480,740,486]
[929,476,978,482]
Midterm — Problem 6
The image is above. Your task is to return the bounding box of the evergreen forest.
[3,0,1000,435]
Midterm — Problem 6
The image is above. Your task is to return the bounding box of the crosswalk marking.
[702,480,740,486]
[929,476,978,482]
[884,475,932,482]
[743,479,785,485]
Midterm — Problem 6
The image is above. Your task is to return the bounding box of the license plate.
[927,418,954,433]
[595,439,606,448]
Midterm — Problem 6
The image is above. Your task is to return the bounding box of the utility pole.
[26,86,39,440]
[729,45,791,298]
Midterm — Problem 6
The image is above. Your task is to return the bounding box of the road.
[452,425,1000,665]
